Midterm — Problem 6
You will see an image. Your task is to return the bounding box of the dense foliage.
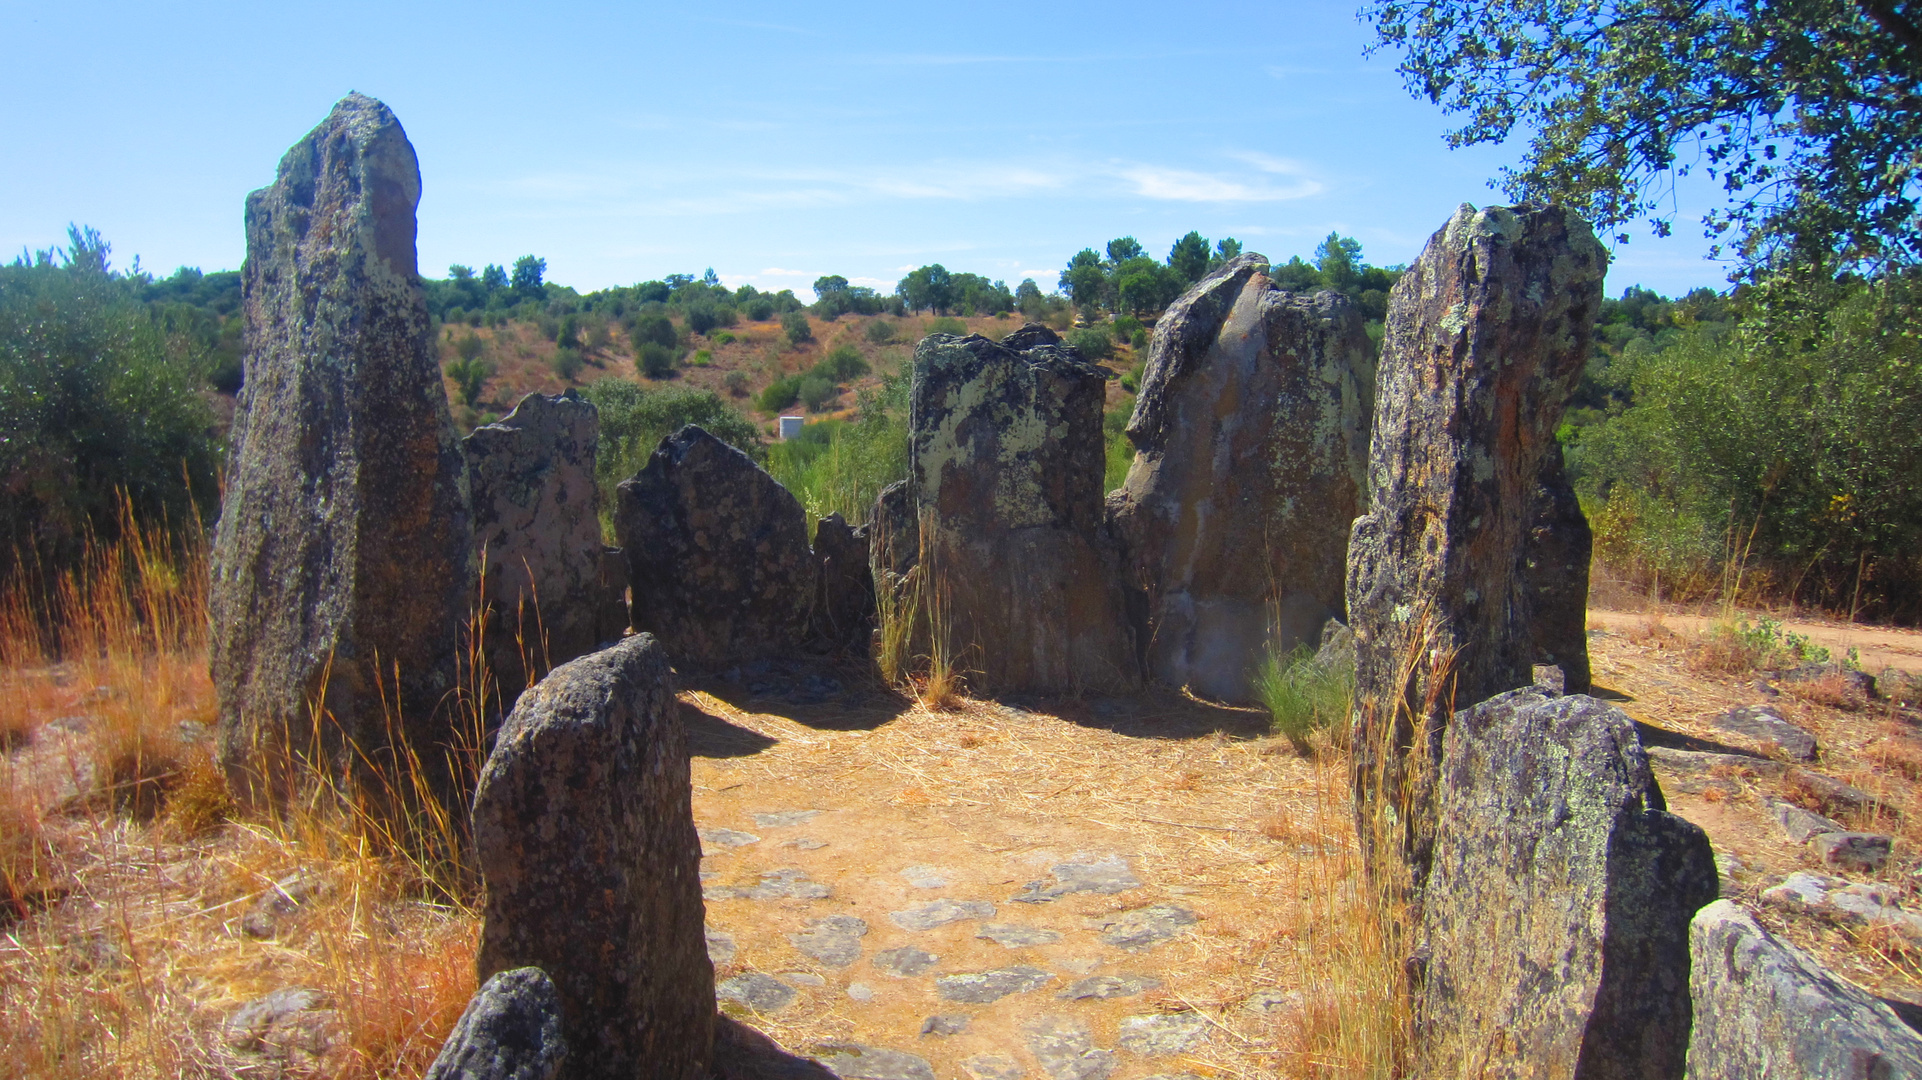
[581,380,763,534]
[767,373,909,531]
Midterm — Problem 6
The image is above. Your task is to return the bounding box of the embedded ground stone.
[719,973,798,1013]
[471,634,712,1080]
[1788,768,1890,819]
[700,828,761,850]
[1417,689,1718,1080]
[615,424,817,668]
[1025,1016,1116,1080]
[464,391,605,704]
[1646,746,1786,778]
[790,915,868,968]
[707,928,737,965]
[901,865,951,888]
[813,1044,935,1080]
[225,987,337,1056]
[1106,255,1374,701]
[849,983,874,1002]
[1812,831,1893,873]
[424,967,567,1080]
[890,899,996,930]
[977,924,1063,947]
[1761,796,1843,843]
[871,946,941,977]
[1714,704,1819,761]
[1116,1013,1208,1056]
[783,838,829,851]
[1057,975,1159,1000]
[936,966,1053,1003]
[1346,203,1606,876]
[1093,903,1197,951]
[894,325,1138,694]
[921,1015,970,1036]
[707,868,831,901]
[1687,899,1922,1078]
[782,973,827,987]
[1762,872,1922,942]
[961,1055,1025,1080]
[753,810,823,828]
[210,93,473,807]
[1012,856,1141,902]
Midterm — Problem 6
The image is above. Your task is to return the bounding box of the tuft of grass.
[1256,644,1355,755]
[1690,615,1830,674]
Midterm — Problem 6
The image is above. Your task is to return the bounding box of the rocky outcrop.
[464,392,604,703]
[1525,444,1594,694]
[1418,688,1717,1080]
[1106,256,1374,702]
[1346,203,1607,872]
[425,967,567,1080]
[811,513,874,652]
[472,634,712,1080]
[898,326,1138,694]
[1686,899,1922,1078]
[615,426,816,669]
[210,93,473,806]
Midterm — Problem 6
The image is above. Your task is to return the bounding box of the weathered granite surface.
[210,93,473,806]
[811,512,875,652]
[424,967,567,1080]
[1106,255,1374,702]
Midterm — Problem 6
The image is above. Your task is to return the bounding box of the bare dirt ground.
[1588,604,1922,675]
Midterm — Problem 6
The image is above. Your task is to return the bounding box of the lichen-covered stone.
[210,93,473,806]
[463,392,604,703]
[615,425,816,668]
[812,513,875,652]
[1346,203,1606,873]
[1417,689,1717,1080]
[1106,255,1374,702]
[1525,444,1594,694]
[1686,899,1922,1079]
[898,326,1138,694]
[472,634,712,1080]
[424,967,567,1080]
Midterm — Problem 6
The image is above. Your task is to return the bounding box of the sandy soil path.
[1588,606,1922,676]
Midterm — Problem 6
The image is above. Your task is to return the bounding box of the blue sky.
[2,0,1731,300]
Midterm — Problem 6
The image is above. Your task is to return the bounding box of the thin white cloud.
[757,267,815,277]
[1117,164,1322,203]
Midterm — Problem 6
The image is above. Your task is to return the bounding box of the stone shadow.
[1017,687,1275,741]
[683,702,780,759]
[684,657,914,734]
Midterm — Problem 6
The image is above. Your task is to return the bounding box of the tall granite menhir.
[210,94,473,803]
[1346,203,1606,874]
[1108,254,1374,702]
[898,326,1138,694]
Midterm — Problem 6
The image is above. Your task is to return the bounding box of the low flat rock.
[961,1054,1025,1080]
[977,924,1062,948]
[937,966,1053,1003]
[718,973,797,1013]
[1812,832,1893,873]
[1093,904,1197,951]
[813,1044,935,1080]
[790,915,868,968]
[1241,989,1302,1015]
[1025,1016,1115,1080]
[848,983,874,1002]
[1714,704,1819,761]
[1764,797,1846,842]
[1057,975,1159,1001]
[1011,857,1142,903]
[901,865,951,889]
[707,868,831,901]
[753,810,823,828]
[783,838,829,851]
[920,1015,969,1036]
[891,899,996,930]
[871,946,941,978]
[1788,768,1892,820]
[1116,1013,1208,1055]
[424,967,567,1080]
[1762,872,1922,943]
[1644,746,1785,777]
[707,928,737,964]
[701,828,762,850]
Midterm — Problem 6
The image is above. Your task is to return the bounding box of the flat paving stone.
[962,1054,1025,1080]
[717,973,796,1013]
[753,810,823,828]
[872,946,941,977]
[890,899,996,930]
[783,972,827,987]
[1012,856,1142,903]
[1058,957,1102,975]
[849,982,875,1002]
[901,864,951,889]
[783,838,829,850]
[707,868,832,901]
[790,915,869,967]
[1116,1012,1208,1055]
[977,924,1062,948]
[921,1014,970,1036]
[1056,974,1159,1000]
[706,927,737,964]
[1093,903,1196,951]
[1025,1015,1115,1080]
[1241,988,1302,1014]
[699,827,761,850]
[937,966,1053,1004]
[1714,704,1819,760]
[814,1043,935,1080]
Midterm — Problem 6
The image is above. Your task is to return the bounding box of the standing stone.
[210,93,473,805]
[472,634,713,1080]
[812,512,875,652]
[899,326,1138,694]
[1686,899,1922,1079]
[463,392,604,704]
[614,425,815,668]
[425,967,567,1080]
[1346,203,1607,872]
[1107,255,1374,701]
[1526,444,1594,694]
[1417,688,1717,1080]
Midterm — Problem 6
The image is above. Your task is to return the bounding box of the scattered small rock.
[1116,1013,1209,1055]
[1092,903,1197,951]
[1241,989,1302,1015]
[1812,832,1894,874]
[707,928,737,965]
[789,915,868,968]
[707,868,831,901]
[1011,856,1142,903]
[225,987,341,1060]
[871,946,941,977]
[1764,797,1846,843]
[961,1054,1025,1080]
[700,828,762,850]
[813,1043,935,1080]
[753,810,823,828]
[1788,769,1893,820]
[718,973,798,1013]
[937,966,1053,1003]
[921,1014,969,1036]
[848,983,875,1002]
[1762,872,1922,943]
[890,899,995,931]
[1057,974,1159,1000]
[242,871,327,940]
[782,838,830,851]
[1714,704,1820,761]
[1025,1015,1115,1080]
[977,924,1062,948]
[900,865,950,889]
[783,973,827,987]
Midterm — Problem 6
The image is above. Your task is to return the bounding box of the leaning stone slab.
[472,634,712,1080]
[1687,899,1922,1079]
[616,425,817,668]
[210,93,473,806]
[1713,704,1819,761]
[812,513,875,652]
[1417,689,1718,1080]
[1346,203,1606,874]
[1106,257,1373,701]
[424,967,567,1080]
[464,392,605,703]
[1763,796,1846,842]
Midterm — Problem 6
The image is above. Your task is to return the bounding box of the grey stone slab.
[790,915,868,968]
[921,1014,970,1036]
[900,865,950,889]
[1011,856,1142,903]
[1116,1013,1209,1055]
[1714,705,1819,761]
[700,828,761,851]
[718,973,796,1013]
[782,838,829,850]
[1025,1016,1115,1080]
[708,868,831,901]
[1093,904,1197,951]
[1812,832,1893,873]
[707,928,737,965]
[1645,746,1786,777]
[937,966,1054,1003]
[977,924,1063,948]
[872,946,940,978]
[961,1054,1025,1080]
[1057,975,1159,1000]
[754,810,823,828]
[890,899,995,930]
[813,1044,934,1080]
[1764,797,1846,843]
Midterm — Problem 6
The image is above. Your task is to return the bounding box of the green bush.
[690,349,712,366]
[1112,314,1142,339]
[746,298,775,321]
[783,310,813,345]
[583,381,762,536]
[713,330,736,345]
[766,374,910,530]
[928,316,966,336]
[445,357,494,406]
[865,320,895,344]
[1120,360,1145,394]
[813,344,870,383]
[1067,326,1114,361]
[456,333,484,361]
[550,347,582,381]
[630,314,676,351]
[635,342,677,379]
[539,314,560,342]
[1104,406,1133,493]
[686,302,720,334]
[1131,328,1150,351]
[557,314,580,349]
[723,370,749,396]
[800,376,837,411]
[1256,644,1354,753]
[758,375,802,412]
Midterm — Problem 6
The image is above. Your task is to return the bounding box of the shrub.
[713,330,736,345]
[1112,314,1143,339]
[866,320,896,344]
[445,358,494,407]
[723,370,749,396]
[586,319,612,350]
[746,298,775,321]
[635,342,677,379]
[1120,359,1145,394]
[630,313,676,351]
[583,381,762,529]
[551,347,582,381]
[538,314,560,342]
[783,311,813,345]
[1257,644,1355,754]
[1131,328,1150,350]
[814,344,870,383]
[685,302,720,335]
[929,316,967,336]
[557,314,580,349]
[1067,326,1114,361]
[758,375,802,412]
[468,309,484,327]
[456,333,484,361]
[800,376,837,411]
[690,349,712,367]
